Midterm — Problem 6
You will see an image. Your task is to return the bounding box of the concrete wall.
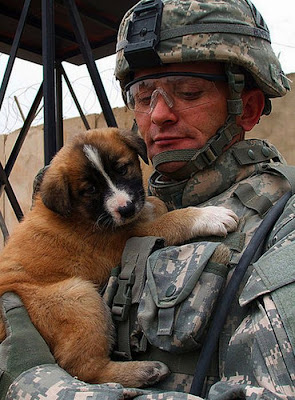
[249,73,295,165]
[0,73,294,248]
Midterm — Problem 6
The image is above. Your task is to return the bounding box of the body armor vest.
[107,139,295,394]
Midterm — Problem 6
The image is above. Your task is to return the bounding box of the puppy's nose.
[118,201,136,219]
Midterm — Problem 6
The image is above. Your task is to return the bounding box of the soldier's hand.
[0,292,55,399]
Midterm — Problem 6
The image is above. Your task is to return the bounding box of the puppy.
[0,128,238,387]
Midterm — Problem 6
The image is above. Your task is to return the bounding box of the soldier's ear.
[119,129,149,165]
[237,89,265,131]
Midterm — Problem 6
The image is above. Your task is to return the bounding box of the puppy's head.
[39,128,149,228]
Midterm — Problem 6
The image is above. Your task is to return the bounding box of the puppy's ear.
[119,129,149,165]
[39,169,72,217]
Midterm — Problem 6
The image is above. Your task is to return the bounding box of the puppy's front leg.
[133,205,239,245]
[137,196,169,223]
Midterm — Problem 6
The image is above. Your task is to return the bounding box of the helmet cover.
[115,0,290,97]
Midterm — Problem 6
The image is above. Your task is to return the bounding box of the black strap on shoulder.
[111,236,164,360]
[190,190,292,396]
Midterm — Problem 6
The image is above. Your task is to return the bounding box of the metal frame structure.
[0,0,127,240]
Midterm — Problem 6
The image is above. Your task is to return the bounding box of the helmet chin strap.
[151,67,245,181]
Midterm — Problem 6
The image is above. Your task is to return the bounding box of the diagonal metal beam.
[0,210,9,242]
[64,0,117,128]
[0,0,32,109]
[60,63,90,130]
[0,162,23,222]
[5,84,43,178]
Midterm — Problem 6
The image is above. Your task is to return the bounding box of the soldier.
[1,0,295,399]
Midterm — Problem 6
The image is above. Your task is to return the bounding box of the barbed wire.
[0,63,124,135]
[0,84,44,134]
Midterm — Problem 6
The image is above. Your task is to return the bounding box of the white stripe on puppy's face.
[83,144,132,225]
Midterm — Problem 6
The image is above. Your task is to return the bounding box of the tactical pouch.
[137,241,230,353]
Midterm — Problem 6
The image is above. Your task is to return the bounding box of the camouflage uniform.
[1,0,295,399]
[105,138,294,400]
[113,0,295,395]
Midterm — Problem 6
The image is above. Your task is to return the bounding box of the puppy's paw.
[191,206,239,237]
[139,361,170,387]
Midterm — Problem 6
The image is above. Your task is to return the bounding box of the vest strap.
[190,231,246,253]
[232,142,279,165]
[234,183,273,217]
[112,237,165,360]
[135,346,219,377]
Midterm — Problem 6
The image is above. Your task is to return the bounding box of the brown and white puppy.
[0,128,238,387]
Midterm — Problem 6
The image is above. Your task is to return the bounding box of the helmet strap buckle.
[151,119,243,181]
[226,67,245,116]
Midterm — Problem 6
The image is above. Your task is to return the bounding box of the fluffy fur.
[0,128,238,387]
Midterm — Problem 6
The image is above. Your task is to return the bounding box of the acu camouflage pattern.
[137,241,228,353]
[115,0,289,97]
[7,365,202,400]
[145,138,295,398]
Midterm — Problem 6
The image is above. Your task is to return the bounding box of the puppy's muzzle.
[117,201,136,219]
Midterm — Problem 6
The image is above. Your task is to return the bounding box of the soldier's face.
[133,62,230,175]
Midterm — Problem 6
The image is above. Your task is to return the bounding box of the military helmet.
[115,0,290,98]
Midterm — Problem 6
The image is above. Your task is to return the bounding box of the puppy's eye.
[84,185,97,195]
[115,164,129,176]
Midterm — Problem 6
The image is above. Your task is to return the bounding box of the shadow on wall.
[0,73,294,248]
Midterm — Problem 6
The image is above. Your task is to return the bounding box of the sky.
[1,0,295,134]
